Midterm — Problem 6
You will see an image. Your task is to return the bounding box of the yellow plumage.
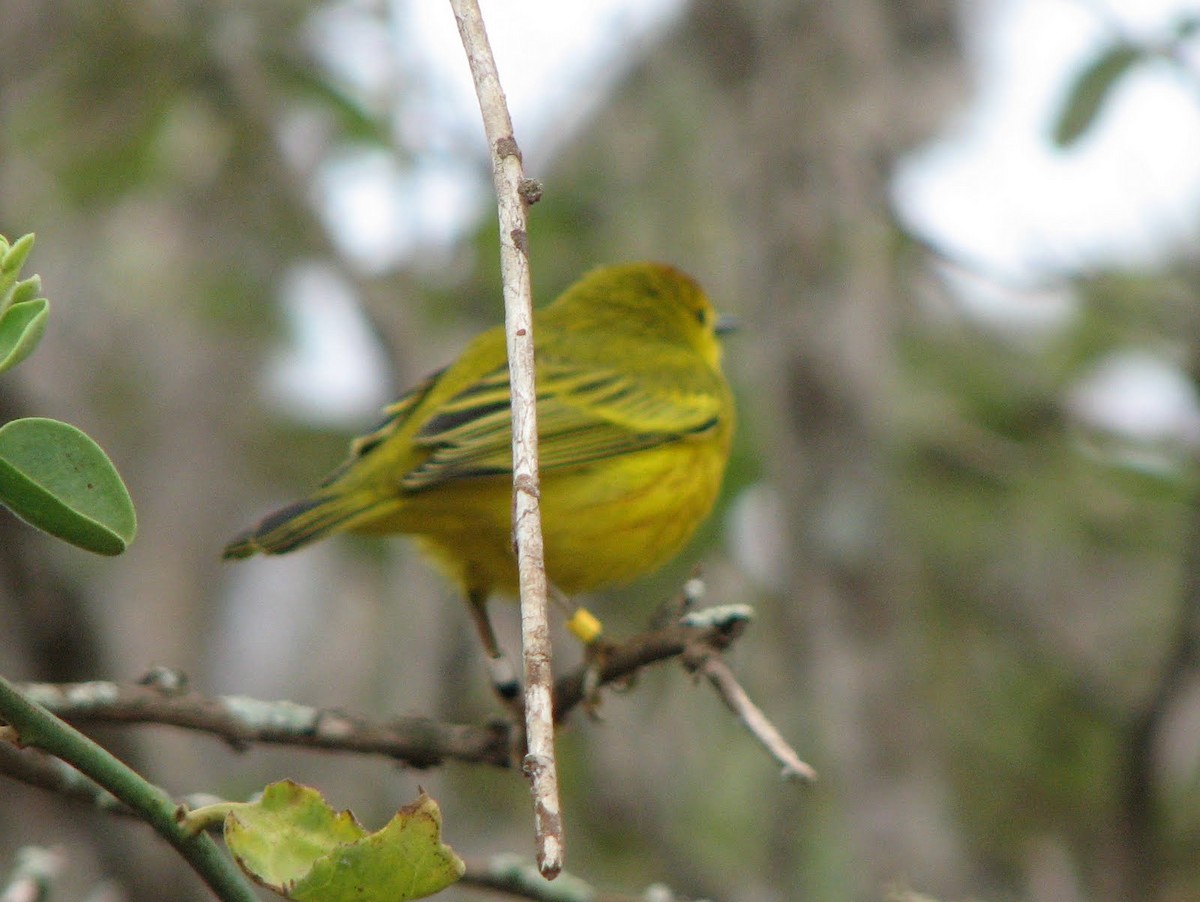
[225,262,734,664]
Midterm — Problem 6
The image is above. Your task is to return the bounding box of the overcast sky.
[896,0,1200,283]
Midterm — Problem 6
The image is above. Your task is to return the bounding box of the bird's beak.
[715,314,739,335]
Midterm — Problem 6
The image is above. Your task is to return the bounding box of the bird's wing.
[318,367,446,488]
[400,359,724,491]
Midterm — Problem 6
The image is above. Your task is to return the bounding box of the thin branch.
[0,676,256,902]
[13,679,512,768]
[0,749,699,901]
[690,653,816,783]
[7,624,729,764]
[0,761,688,902]
[552,615,744,720]
[0,741,129,814]
[461,855,695,902]
[2,614,808,898]
[449,0,561,879]
[4,606,813,784]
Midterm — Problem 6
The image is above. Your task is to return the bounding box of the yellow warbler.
[225,263,735,679]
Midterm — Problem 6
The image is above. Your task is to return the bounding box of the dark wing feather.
[318,366,446,487]
[401,360,723,491]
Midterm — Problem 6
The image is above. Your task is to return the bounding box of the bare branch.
[449,0,562,878]
[12,680,510,769]
[4,605,812,788]
[690,653,817,783]
[461,855,646,902]
[0,742,126,814]
[461,854,706,900]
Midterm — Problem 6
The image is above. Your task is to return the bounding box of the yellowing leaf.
[223,781,464,902]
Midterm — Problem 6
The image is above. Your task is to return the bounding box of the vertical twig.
[449,0,563,879]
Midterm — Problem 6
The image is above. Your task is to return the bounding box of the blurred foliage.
[896,262,1200,898]
[1053,12,1200,149]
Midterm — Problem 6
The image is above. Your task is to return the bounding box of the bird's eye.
[695,307,708,327]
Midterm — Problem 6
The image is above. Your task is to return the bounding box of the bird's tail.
[222,489,386,559]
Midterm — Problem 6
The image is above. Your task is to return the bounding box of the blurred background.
[2,0,1200,899]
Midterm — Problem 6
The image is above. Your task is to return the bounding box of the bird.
[224,262,736,694]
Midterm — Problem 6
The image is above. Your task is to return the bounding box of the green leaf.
[1,233,35,277]
[0,233,36,308]
[9,275,43,308]
[221,782,464,901]
[0,418,137,555]
[0,299,49,374]
[1052,43,1143,148]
